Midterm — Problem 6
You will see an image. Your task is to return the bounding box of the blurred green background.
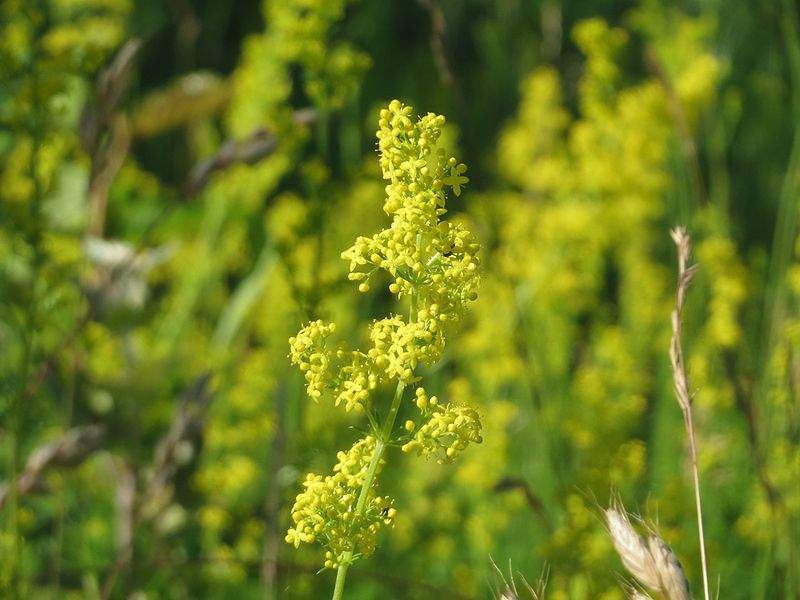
[1,0,799,598]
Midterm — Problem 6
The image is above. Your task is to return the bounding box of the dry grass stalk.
[605,499,691,600]
[0,425,106,510]
[668,227,711,600]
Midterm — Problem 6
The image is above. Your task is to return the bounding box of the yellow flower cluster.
[290,101,481,403]
[402,387,483,464]
[286,101,482,573]
[368,316,439,383]
[342,101,479,321]
[285,436,396,568]
[331,349,380,412]
[452,15,726,595]
[696,236,747,350]
[288,319,337,400]
[289,319,387,411]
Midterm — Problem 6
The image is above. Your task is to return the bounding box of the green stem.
[331,379,406,600]
[331,223,424,600]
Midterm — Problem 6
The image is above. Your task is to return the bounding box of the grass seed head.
[648,533,691,600]
[606,498,692,600]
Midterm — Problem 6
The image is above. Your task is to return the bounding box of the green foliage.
[1,0,799,599]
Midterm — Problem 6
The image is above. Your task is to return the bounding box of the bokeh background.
[1,0,799,598]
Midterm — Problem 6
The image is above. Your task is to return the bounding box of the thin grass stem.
[669,227,710,600]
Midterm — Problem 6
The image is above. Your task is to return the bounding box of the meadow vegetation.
[1,0,798,598]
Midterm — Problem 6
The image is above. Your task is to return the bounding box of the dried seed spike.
[605,506,662,591]
[648,534,692,600]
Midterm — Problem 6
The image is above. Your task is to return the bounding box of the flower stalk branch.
[332,378,406,599]
[286,100,482,598]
